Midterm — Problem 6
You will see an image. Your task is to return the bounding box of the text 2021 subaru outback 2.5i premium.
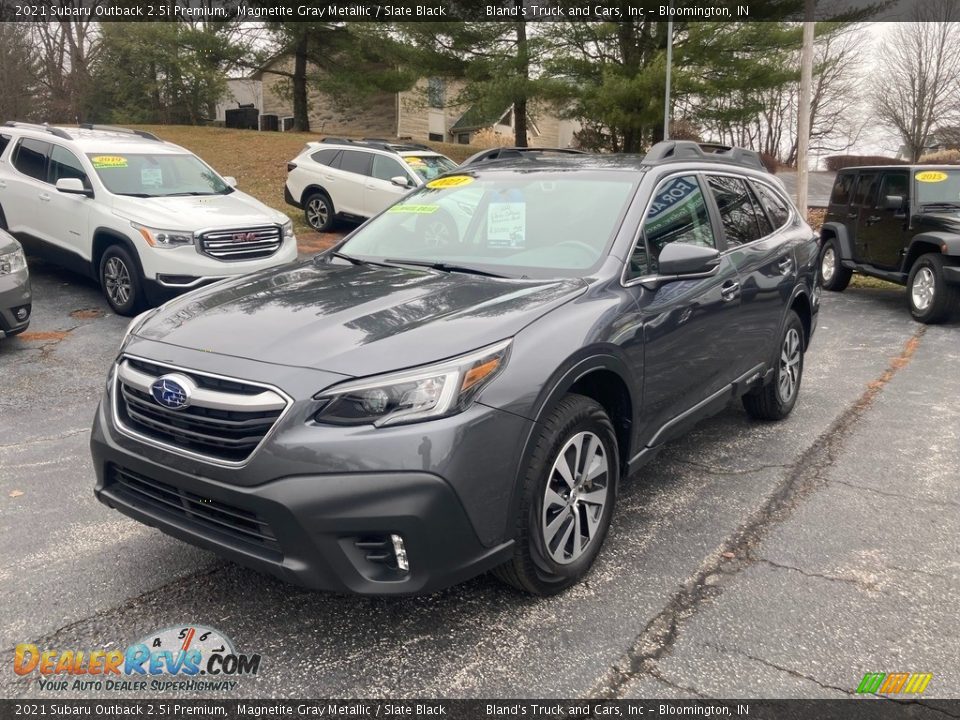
[0,123,297,315]
[92,141,819,596]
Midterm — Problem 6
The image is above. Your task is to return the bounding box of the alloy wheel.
[541,431,610,565]
[911,267,935,312]
[104,257,131,307]
[306,198,329,230]
[778,327,801,403]
[820,247,836,284]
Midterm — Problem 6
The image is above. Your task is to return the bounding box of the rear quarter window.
[13,138,51,181]
[310,148,339,166]
[830,173,855,205]
[0,134,11,158]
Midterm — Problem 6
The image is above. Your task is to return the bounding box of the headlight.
[0,247,27,275]
[314,340,511,427]
[133,223,194,249]
[282,219,295,240]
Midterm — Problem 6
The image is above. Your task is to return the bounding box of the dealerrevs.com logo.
[14,625,261,693]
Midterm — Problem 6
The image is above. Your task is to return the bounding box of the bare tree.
[0,23,40,122]
[874,2,960,162]
[31,17,102,123]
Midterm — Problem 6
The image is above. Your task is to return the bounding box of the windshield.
[915,169,960,208]
[403,154,459,182]
[87,153,231,197]
[338,171,638,278]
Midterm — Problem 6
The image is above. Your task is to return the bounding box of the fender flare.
[91,227,144,283]
[906,232,960,266]
[820,222,853,260]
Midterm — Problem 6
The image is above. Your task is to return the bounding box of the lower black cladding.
[106,463,281,555]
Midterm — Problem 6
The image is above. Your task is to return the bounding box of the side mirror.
[55,178,92,197]
[658,243,721,276]
[222,176,238,188]
[883,194,904,211]
[390,175,411,188]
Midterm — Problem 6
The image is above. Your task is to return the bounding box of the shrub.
[918,149,960,165]
[470,128,513,149]
[825,155,905,171]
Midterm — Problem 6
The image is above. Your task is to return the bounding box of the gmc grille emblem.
[232,232,259,243]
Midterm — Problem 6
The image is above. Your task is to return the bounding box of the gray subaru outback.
[91,141,819,596]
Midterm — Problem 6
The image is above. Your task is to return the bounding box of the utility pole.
[796,3,816,213]
[663,7,674,140]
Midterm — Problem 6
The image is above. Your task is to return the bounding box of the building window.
[427,77,445,109]
[428,132,444,142]
[457,133,471,145]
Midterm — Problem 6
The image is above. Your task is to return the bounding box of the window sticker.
[426,175,473,189]
[387,204,440,214]
[488,201,526,248]
[916,171,948,183]
[141,167,163,187]
[91,155,128,169]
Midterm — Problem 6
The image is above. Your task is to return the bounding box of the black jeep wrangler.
[819,165,960,323]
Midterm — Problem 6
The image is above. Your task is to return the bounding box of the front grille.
[114,358,288,464]
[107,464,280,552]
[198,226,282,261]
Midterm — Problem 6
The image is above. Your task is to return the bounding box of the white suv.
[0,123,297,315]
[284,139,458,233]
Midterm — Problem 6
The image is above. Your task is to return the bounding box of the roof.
[3,123,187,155]
[450,105,505,133]
[775,171,836,208]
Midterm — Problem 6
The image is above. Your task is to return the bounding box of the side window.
[706,175,771,247]
[13,138,51,182]
[49,145,90,188]
[852,172,879,206]
[371,155,407,182]
[753,181,791,229]
[830,173,855,205]
[629,175,716,278]
[338,150,372,176]
[0,134,10,158]
[427,77,445,109]
[877,172,908,207]
[310,148,339,166]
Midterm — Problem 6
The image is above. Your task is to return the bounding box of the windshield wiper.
[921,201,960,209]
[115,192,153,198]
[319,251,397,270]
[384,258,507,278]
[160,191,216,197]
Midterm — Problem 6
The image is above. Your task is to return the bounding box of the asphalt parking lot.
[1,253,958,701]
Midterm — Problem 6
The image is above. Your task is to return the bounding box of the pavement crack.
[831,478,960,510]
[586,327,926,700]
[755,557,875,589]
[706,642,853,695]
[669,458,792,476]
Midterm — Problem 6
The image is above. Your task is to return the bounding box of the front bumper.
[0,266,31,338]
[90,350,528,594]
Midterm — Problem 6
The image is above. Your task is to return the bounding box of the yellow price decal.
[916,171,948,183]
[387,204,440,214]
[91,155,128,169]
[426,175,473,189]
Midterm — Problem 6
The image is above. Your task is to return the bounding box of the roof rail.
[644,140,767,172]
[460,146,588,167]
[77,124,161,141]
[320,137,435,155]
[3,121,72,141]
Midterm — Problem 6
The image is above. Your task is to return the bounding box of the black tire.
[303,191,335,232]
[0,205,7,231]
[493,394,619,596]
[99,245,144,317]
[743,310,805,421]
[818,236,851,292]
[906,253,959,324]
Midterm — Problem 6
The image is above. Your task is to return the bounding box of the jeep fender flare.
[820,222,854,260]
[905,232,960,267]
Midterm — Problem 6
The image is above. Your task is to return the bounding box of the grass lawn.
[131,125,478,254]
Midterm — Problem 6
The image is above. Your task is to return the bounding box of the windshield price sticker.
[387,204,440,214]
[916,171,948,183]
[141,168,163,187]
[488,202,526,248]
[91,155,128,169]
[426,175,473,189]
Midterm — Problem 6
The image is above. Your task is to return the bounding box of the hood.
[136,261,587,376]
[111,190,287,230]
[915,211,960,232]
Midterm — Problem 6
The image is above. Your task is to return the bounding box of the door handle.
[777,257,794,275]
[866,215,881,225]
[720,281,741,302]
[847,213,858,219]
[0,180,6,190]
[38,192,51,202]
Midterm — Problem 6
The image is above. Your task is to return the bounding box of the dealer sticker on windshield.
[916,171,948,183]
[387,204,439,214]
[426,175,473,189]
[91,155,128,169]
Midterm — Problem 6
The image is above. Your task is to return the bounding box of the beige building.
[245,56,578,147]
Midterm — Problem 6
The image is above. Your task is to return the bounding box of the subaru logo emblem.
[150,374,194,410]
